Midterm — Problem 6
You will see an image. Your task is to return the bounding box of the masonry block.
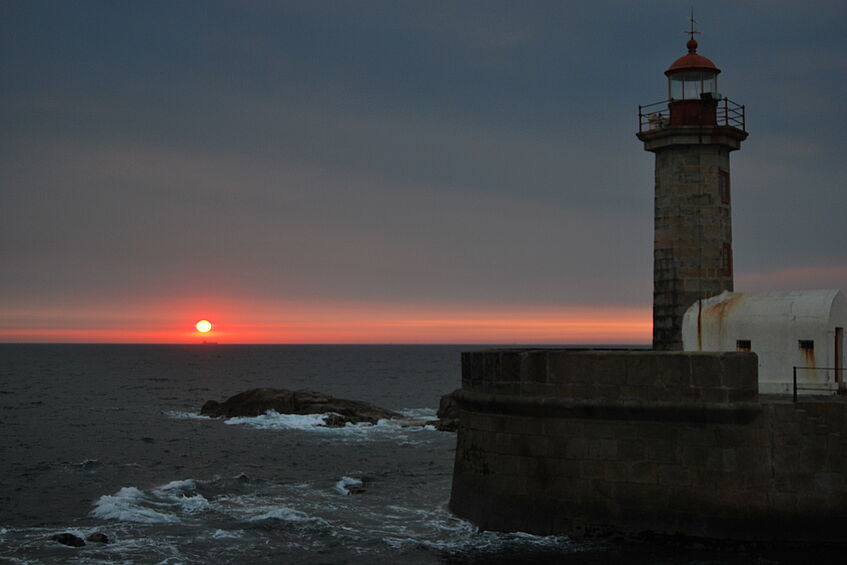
[451,348,847,542]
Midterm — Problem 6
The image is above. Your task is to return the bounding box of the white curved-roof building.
[682,289,847,394]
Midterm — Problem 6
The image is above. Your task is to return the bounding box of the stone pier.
[449,349,847,542]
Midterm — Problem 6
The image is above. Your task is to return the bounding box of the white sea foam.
[334,476,363,495]
[384,524,572,554]
[83,479,578,562]
[164,410,212,420]
[245,506,328,526]
[373,503,576,555]
[208,490,334,530]
[91,478,214,525]
[75,458,100,467]
[218,409,441,443]
[165,404,443,446]
[150,479,211,513]
[153,479,198,495]
[92,487,180,523]
[211,529,243,539]
[399,408,438,420]
[178,494,211,514]
[224,411,331,430]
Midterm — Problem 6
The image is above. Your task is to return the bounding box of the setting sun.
[195,319,212,333]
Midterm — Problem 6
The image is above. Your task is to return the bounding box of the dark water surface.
[0,344,839,564]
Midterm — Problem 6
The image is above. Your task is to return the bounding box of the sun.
[195,320,212,333]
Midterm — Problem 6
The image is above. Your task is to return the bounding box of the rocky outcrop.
[50,532,108,547]
[201,388,402,426]
[51,533,85,547]
[427,390,461,432]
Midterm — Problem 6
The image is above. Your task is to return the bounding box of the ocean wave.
[244,506,327,526]
[210,489,333,530]
[90,477,336,534]
[152,479,198,494]
[92,479,214,524]
[91,487,182,524]
[179,494,211,514]
[218,481,576,557]
[334,476,363,495]
[80,477,583,564]
[72,458,101,468]
[381,510,575,555]
[210,529,243,539]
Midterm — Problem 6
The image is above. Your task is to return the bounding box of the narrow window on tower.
[721,243,733,276]
[719,170,730,203]
[736,340,751,352]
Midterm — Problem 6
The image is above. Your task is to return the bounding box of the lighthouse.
[637,31,747,350]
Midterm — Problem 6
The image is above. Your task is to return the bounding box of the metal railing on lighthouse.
[638,98,746,133]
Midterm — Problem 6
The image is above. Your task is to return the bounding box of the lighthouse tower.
[637,31,747,350]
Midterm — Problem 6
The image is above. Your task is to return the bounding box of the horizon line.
[0,341,652,347]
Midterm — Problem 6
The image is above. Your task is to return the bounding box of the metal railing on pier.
[792,366,847,402]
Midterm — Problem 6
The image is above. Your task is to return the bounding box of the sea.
[0,344,840,564]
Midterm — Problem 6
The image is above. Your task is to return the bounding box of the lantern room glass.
[669,71,718,100]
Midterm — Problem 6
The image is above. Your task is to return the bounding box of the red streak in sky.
[0,302,651,344]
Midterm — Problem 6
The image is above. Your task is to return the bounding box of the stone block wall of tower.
[653,143,734,350]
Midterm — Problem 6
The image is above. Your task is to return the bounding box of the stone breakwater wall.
[448,349,847,542]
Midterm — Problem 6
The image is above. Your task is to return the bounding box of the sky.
[1,0,845,344]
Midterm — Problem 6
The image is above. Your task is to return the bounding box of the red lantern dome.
[665,39,721,75]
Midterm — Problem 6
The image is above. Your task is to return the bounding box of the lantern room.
[666,39,720,99]
[665,38,721,126]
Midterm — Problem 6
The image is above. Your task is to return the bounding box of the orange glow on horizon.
[0,302,652,345]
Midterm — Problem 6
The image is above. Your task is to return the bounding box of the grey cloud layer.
[1,0,844,318]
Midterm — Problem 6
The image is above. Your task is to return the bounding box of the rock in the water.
[437,390,461,420]
[432,418,459,432]
[320,413,350,428]
[85,532,109,544]
[427,390,461,432]
[201,388,402,426]
[51,533,85,547]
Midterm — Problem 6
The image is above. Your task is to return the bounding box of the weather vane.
[684,8,702,41]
